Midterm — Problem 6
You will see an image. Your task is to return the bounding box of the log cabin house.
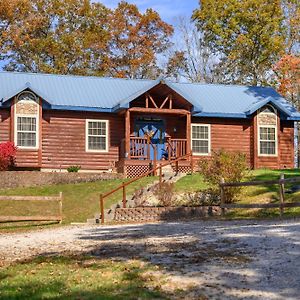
[0,72,299,177]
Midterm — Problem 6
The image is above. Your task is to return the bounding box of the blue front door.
[135,119,165,160]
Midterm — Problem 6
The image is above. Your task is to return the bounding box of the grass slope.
[0,177,155,227]
[175,168,300,219]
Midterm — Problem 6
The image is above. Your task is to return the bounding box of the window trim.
[85,119,109,153]
[191,123,211,156]
[14,114,39,150]
[258,124,278,157]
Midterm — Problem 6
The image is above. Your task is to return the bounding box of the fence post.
[279,173,285,217]
[220,178,225,217]
[59,192,63,224]
[122,182,126,208]
[175,160,179,174]
[100,194,104,224]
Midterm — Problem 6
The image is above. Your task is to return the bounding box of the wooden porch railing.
[100,152,193,224]
[129,137,148,159]
[122,137,188,161]
[166,138,187,159]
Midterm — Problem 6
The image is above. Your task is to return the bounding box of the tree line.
[0,0,299,105]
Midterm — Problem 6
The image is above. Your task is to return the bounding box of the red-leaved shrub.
[0,142,17,171]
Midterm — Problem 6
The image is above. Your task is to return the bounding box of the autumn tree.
[107,1,173,79]
[192,0,285,86]
[274,54,300,106]
[0,0,173,78]
[0,0,111,75]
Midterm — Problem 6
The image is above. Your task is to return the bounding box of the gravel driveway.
[0,219,299,299]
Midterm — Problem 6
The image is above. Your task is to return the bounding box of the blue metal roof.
[166,81,300,120]
[0,71,299,120]
[0,72,159,112]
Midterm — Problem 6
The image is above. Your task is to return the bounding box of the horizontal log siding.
[41,111,124,170]
[0,109,10,141]
[279,121,294,169]
[255,118,294,169]
[0,108,295,171]
[192,117,252,165]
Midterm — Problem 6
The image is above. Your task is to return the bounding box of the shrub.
[185,188,220,206]
[0,142,17,171]
[67,165,81,173]
[153,182,175,207]
[199,150,248,203]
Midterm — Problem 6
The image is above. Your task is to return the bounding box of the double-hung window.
[86,120,108,152]
[257,105,277,156]
[16,116,37,148]
[191,124,210,155]
[259,126,277,155]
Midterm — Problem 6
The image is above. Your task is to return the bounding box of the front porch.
[117,88,194,177]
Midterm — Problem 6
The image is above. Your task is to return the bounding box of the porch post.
[125,109,130,159]
[186,112,191,155]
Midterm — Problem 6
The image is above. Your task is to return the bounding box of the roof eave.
[44,104,113,113]
[193,112,247,119]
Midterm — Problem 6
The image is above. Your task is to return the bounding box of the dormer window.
[257,104,277,156]
[14,91,39,149]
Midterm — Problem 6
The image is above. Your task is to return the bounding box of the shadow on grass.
[0,221,59,233]
[0,255,172,300]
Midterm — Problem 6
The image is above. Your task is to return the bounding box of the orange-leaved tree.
[274,54,300,107]
[107,1,173,79]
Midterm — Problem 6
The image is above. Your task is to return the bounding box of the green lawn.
[175,168,300,219]
[1,168,300,230]
[0,176,155,228]
[0,256,169,300]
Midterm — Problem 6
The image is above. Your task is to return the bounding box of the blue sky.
[98,0,199,24]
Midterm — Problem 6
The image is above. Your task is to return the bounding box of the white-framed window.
[257,104,278,156]
[191,124,211,155]
[86,119,109,152]
[16,116,37,148]
[14,91,39,149]
[258,126,277,156]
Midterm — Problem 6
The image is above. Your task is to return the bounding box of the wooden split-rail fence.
[0,192,63,223]
[220,174,300,217]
